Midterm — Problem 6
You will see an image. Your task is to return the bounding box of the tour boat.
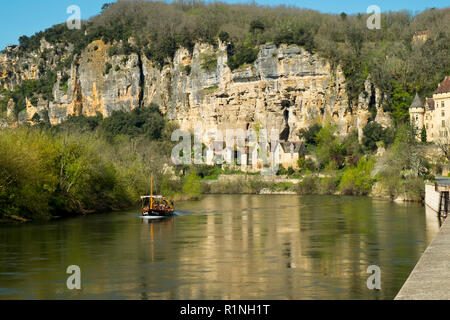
[140,174,175,218]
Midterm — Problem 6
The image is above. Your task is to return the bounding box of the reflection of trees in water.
[0,196,440,299]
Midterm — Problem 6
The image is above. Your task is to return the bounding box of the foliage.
[199,52,217,72]
[374,124,429,198]
[227,39,259,71]
[99,104,166,140]
[182,170,202,200]
[362,122,395,152]
[297,175,320,195]
[315,123,345,169]
[319,174,341,195]
[218,31,229,42]
[338,156,375,195]
[1,71,57,116]
[0,102,191,221]
[297,157,317,172]
[388,86,413,125]
[298,123,322,146]
[104,62,112,75]
[421,126,427,143]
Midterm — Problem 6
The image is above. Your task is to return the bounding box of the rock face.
[0,39,391,142]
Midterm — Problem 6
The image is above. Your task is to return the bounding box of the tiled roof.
[426,98,435,110]
[410,92,423,109]
[435,76,450,94]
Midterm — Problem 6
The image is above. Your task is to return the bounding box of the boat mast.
[150,173,153,210]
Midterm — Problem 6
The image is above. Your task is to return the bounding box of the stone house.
[203,140,305,172]
[410,76,450,142]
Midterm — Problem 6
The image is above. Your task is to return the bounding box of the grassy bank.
[0,106,201,222]
[198,172,425,202]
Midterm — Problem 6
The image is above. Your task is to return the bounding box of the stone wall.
[425,183,440,213]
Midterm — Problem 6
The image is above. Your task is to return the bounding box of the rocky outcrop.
[0,39,391,142]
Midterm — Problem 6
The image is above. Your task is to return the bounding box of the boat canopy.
[141,195,164,199]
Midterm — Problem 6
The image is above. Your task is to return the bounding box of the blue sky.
[1,0,448,50]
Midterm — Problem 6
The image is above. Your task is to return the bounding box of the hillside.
[0,1,449,137]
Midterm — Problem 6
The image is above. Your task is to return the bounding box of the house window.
[442,111,445,117]
[442,120,446,127]
[442,102,445,108]
[426,124,429,129]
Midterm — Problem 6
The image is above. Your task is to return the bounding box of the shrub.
[200,52,217,72]
[362,122,394,151]
[319,175,341,195]
[421,126,427,143]
[297,156,317,172]
[298,124,322,146]
[338,157,375,195]
[99,104,166,140]
[315,123,345,169]
[249,19,265,33]
[227,41,259,71]
[218,31,229,42]
[182,170,202,200]
[104,62,112,75]
[297,175,319,195]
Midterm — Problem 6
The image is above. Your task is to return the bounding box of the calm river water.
[0,195,441,300]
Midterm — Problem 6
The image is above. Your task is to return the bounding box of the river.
[0,195,441,300]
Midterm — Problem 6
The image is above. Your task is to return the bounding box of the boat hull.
[141,209,175,217]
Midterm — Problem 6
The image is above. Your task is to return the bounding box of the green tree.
[315,123,345,169]
[182,170,202,200]
[389,86,413,125]
[338,157,375,195]
[298,123,322,146]
[421,126,427,143]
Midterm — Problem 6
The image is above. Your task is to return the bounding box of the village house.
[410,76,450,142]
[203,140,305,172]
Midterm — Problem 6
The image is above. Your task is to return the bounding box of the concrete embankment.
[395,217,450,300]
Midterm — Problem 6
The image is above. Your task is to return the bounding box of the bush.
[200,52,217,72]
[104,62,112,75]
[319,175,341,195]
[315,123,345,169]
[362,122,394,152]
[297,157,317,172]
[182,170,202,200]
[338,157,375,195]
[227,41,259,71]
[218,31,229,42]
[99,104,166,140]
[297,175,319,195]
[298,124,322,146]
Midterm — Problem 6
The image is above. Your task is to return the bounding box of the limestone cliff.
[0,39,392,141]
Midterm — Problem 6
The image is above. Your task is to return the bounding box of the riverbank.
[0,170,426,224]
[0,122,432,223]
[198,173,425,202]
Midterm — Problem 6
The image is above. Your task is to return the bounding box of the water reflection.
[0,195,441,300]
